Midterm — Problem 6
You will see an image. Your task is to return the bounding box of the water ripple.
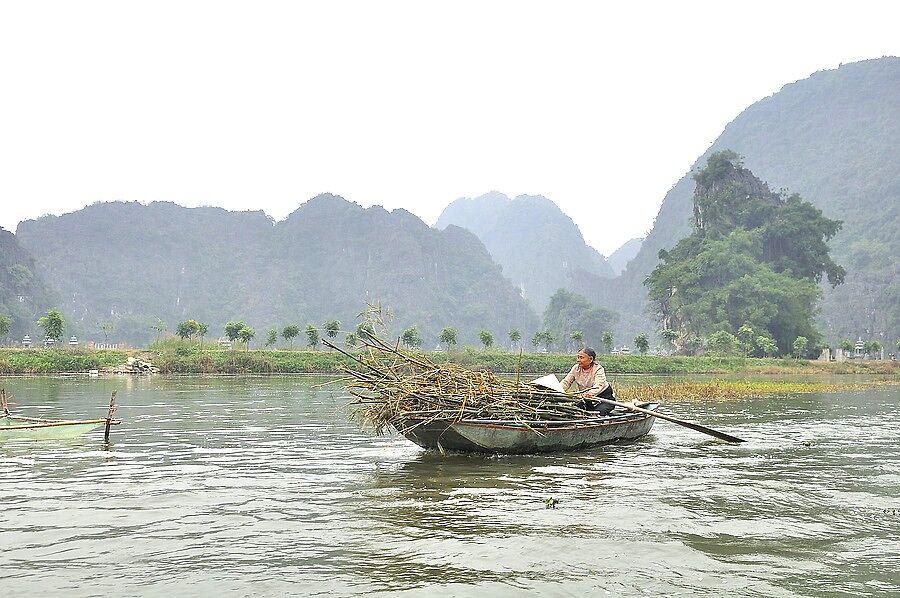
[1,378,897,597]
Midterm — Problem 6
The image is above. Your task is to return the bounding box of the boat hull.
[397,404,657,454]
[1,416,120,441]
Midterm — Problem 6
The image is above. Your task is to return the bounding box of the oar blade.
[594,397,747,444]
[675,419,746,443]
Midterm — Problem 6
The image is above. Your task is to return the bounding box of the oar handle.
[537,383,746,444]
[592,396,746,444]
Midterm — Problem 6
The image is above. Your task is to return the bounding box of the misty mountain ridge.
[4,57,896,349]
[14,195,539,346]
[435,191,614,313]
[606,237,643,276]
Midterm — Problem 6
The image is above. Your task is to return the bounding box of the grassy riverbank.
[0,342,896,376]
[0,348,128,374]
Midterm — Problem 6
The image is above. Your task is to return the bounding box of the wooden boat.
[0,415,121,441]
[0,389,121,442]
[395,402,658,454]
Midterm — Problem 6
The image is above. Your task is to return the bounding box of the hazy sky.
[2,2,899,255]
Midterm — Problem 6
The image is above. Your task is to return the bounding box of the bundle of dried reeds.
[326,335,590,434]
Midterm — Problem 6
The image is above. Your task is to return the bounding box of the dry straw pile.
[330,335,591,434]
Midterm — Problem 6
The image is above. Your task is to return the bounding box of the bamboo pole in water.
[104,390,117,442]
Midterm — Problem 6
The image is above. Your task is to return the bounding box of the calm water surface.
[1,376,897,597]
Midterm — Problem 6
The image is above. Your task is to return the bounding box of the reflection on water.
[0,376,897,597]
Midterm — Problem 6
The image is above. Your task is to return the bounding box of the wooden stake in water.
[104,390,117,443]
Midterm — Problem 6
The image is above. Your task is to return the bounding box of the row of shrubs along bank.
[0,345,896,375]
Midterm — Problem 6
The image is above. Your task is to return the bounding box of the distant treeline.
[1,343,895,376]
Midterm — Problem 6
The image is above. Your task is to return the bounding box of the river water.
[0,376,897,597]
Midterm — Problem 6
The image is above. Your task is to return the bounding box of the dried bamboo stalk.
[325,336,591,435]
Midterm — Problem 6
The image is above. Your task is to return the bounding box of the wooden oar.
[528,378,745,443]
[593,396,746,443]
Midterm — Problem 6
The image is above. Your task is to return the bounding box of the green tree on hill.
[282,324,300,349]
[479,330,494,350]
[265,328,278,347]
[225,321,246,344]
[532,330,555,352]
[602,332,613,354]
[37,309,65,343]
[508,328,521,350]
[707,330,738,356]
[176,319,200,340]
[439,327,457,352]
[305,325,319,350]
[324,320,340,349]
[646,151,844,355]
[634,334,649,354]
[756,334,777,358]
[0,314,12,344]
[345,331,358,348]
[863,340,882,359]
[401,326,422,349]
[238,325,255,350]
[737,324,755,356]
[197,322,208,348]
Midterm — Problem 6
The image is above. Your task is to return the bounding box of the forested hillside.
[579,57,900,346]
[646,152,844,355]
[436,192,614,313]
[15,196,538,346]
[0,227,56,341]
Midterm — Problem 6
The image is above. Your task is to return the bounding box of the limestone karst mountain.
[15,195,538,345]
[436,192,614,313]
[578,57,899,345]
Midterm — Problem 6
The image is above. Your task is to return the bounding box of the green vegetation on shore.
[0,348,127,374]
[617,380,899,403]
[0,340,896,376]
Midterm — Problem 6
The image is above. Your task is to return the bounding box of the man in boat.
[561,347,616,416]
